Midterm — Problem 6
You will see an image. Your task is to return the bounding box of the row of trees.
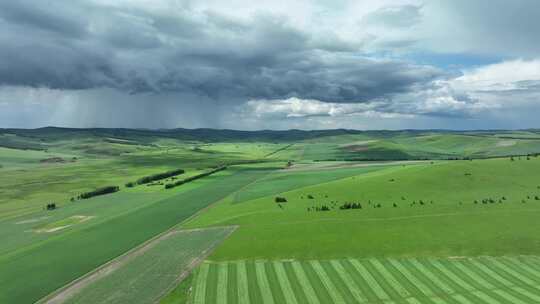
[510,154,539,161]
[126,168,185,187]
[165,166,227,189]
[77,186,120,200]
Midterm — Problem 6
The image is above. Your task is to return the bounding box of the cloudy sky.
[1,0,539,130]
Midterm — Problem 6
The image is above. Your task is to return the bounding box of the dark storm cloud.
[0,0,88,37]
[0,0,446,103]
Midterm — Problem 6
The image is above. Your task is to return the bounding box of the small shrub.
[339,202,362,210]
[275,197,287,203]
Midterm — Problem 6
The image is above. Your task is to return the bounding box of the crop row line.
[192,257,540,304]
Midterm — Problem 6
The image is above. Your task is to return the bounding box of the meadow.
[185,157,540,260]
[2,127,540,303]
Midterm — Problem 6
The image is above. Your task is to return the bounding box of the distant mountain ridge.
[2,126,539,143]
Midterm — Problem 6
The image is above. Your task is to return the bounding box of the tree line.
[126,168,185,187]
[77,186,120,200]
[165,166,227,189]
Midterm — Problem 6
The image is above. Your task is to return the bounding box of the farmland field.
[191,256,540,304]
[57,227,235,304]
[3,128,540,304]
[4,3,540,303]
[0,168,268,303]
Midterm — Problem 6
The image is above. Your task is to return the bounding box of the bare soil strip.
[283,160,428,172]
[34,215,95,233]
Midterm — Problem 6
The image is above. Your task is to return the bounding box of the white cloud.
[453,59,540,92]
[242,97,414,119]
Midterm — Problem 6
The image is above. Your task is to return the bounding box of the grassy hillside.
[3,127,540,303]
[186,157,540,260]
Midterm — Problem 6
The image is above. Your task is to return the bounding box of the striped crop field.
[191,256,540,303]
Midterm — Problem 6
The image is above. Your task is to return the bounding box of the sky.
[0,0,539,130]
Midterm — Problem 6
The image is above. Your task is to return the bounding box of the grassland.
[191,256,540,304]
[185,157,540,260]
[3,127,540,304]
[0,168,267,304]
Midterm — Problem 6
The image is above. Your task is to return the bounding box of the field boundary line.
[349,259,391,301]
[487,257,536,286]
[39,169,265,304]
[410,258,455,295]
[469,259,513,287]
[387,258,434,298]
[454,260,495,290]
[263,143,295,158]
[273,261,299,304]
[291,261,322,304]
[493,289,528,304]
[369,258,411,298]
[152,226,238,303]
[429,259,474,292]
[282,160,428,172]
[184,169,274,225]
[38,225,237,304]
[255,261,276,304]
[237,261,250,304]
[216,263,228,304]
[330,260,367,303]
[310,260,347,303]
[38,226,185,304]
[193,263,210,304]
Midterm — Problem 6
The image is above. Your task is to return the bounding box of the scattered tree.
[275,197,287,203]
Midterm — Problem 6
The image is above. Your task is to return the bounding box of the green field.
[60,227,235,304]
[0,168,265,303]
[185,157,540,260]
[191,256,540,304]
[3,128,540,303]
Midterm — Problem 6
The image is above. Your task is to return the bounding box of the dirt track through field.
[38,170,267,304]
[41,226,237,304]
[283,160,428,172]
